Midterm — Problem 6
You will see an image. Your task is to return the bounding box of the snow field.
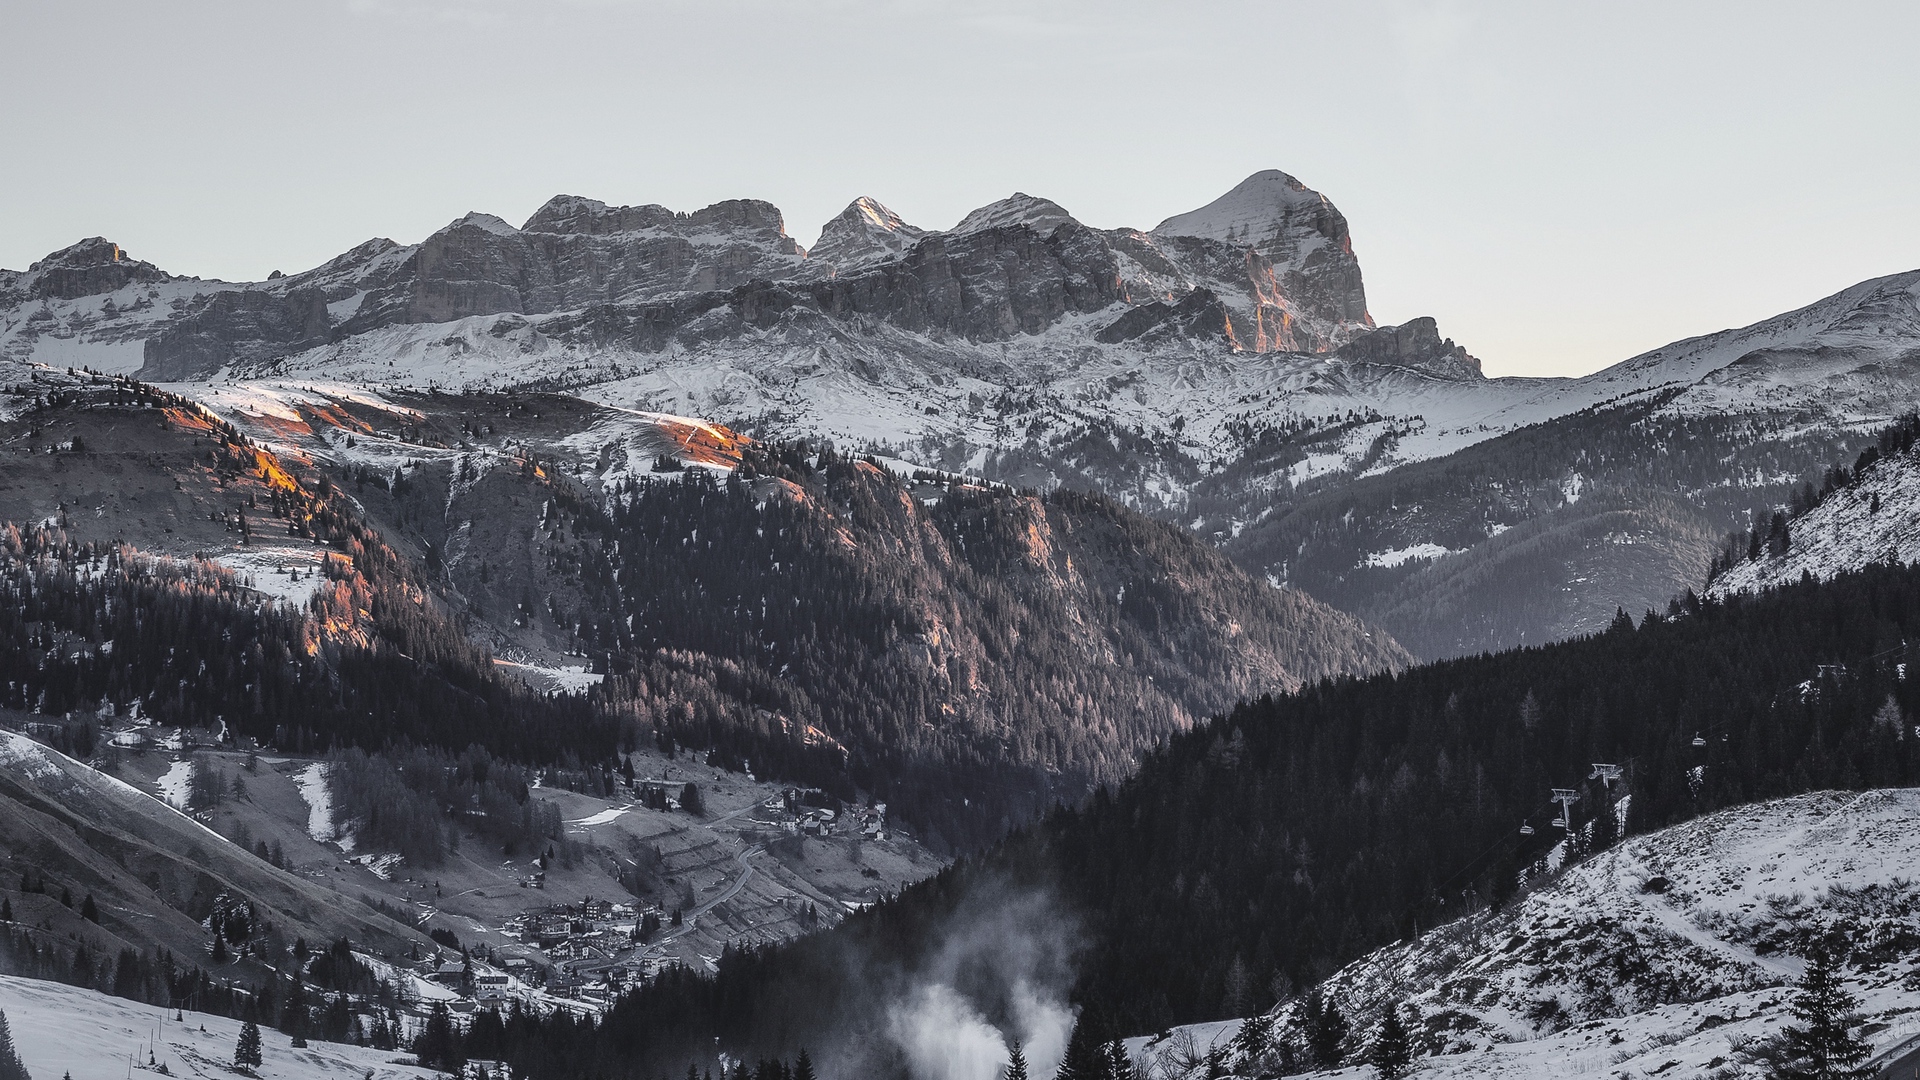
[0,974,439,1080]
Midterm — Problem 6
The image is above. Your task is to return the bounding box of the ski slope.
[0,975,438,1080]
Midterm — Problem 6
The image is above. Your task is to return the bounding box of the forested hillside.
[566,445,1406,850]
[0,369,1406,850]
[487,561,1920,1077]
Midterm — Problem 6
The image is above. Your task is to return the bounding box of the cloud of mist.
[885,976,1076,1080]
[887,984,1011,1080]
[828,878,1080,1080]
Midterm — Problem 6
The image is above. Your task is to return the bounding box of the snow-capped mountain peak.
[847,195,914,234]
[950,192,1079,237]
[1153,168,1333,248]
[807,195,926,275]
[450,211,521,237]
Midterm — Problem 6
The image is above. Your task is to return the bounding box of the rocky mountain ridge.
[7,174,1920,660]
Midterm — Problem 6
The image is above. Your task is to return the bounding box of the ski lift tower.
[1550,788,1581,830]
[1589,764,1624,790]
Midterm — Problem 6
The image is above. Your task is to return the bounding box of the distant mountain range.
[3,172,1917,660]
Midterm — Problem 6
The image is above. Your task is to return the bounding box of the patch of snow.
[215,548,327,606]
[568,805,630,828]
[1153,169,1327,245]
[349,852,404,880]
[295,762,335,842]
[1362,542,1461,569]
[491,659,604,694]
[156,758,193,810]
[0,730,66,782]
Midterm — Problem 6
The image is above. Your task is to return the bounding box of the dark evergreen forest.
[480,561,1920,1078]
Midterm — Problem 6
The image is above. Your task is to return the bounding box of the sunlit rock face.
[1149,169,1373,353]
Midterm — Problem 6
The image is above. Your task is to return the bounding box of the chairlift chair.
[1692,733,1707,748]
[1519,823,1535,836]
[1551,818,1567,829]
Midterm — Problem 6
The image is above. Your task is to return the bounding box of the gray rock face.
[1334,317,1482,381]
[141,287,333,380]
[337,198,808,333]
[1094,288,1237,347]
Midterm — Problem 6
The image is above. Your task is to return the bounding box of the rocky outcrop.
[1094,288,1238,348]
[810,217,1128,341]
[14,238,169,301]
[1334,316,1482,380]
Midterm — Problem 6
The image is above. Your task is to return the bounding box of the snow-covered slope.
[0,974,437,1080]
[1709,449,1920,598]
[1139,790,1920,1079]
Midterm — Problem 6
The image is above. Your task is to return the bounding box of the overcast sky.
[4,1,1916,377]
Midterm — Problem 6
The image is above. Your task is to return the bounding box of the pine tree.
[1004,1041,1028,1080]
[415,1001,461,1072]
[1230,1012,1273,1074]
[1766,945,1871,1080]
[80,895,98,923]
[1302,992,1348,1069]
[0,899,11,923]
[1221,954,1253,1016]
[233,1020,263,1069]
[792,1050,816,1080]
[0,1010,27,1080]
[1056,1012,1110,1080]
[1368,1004,1411,1079]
